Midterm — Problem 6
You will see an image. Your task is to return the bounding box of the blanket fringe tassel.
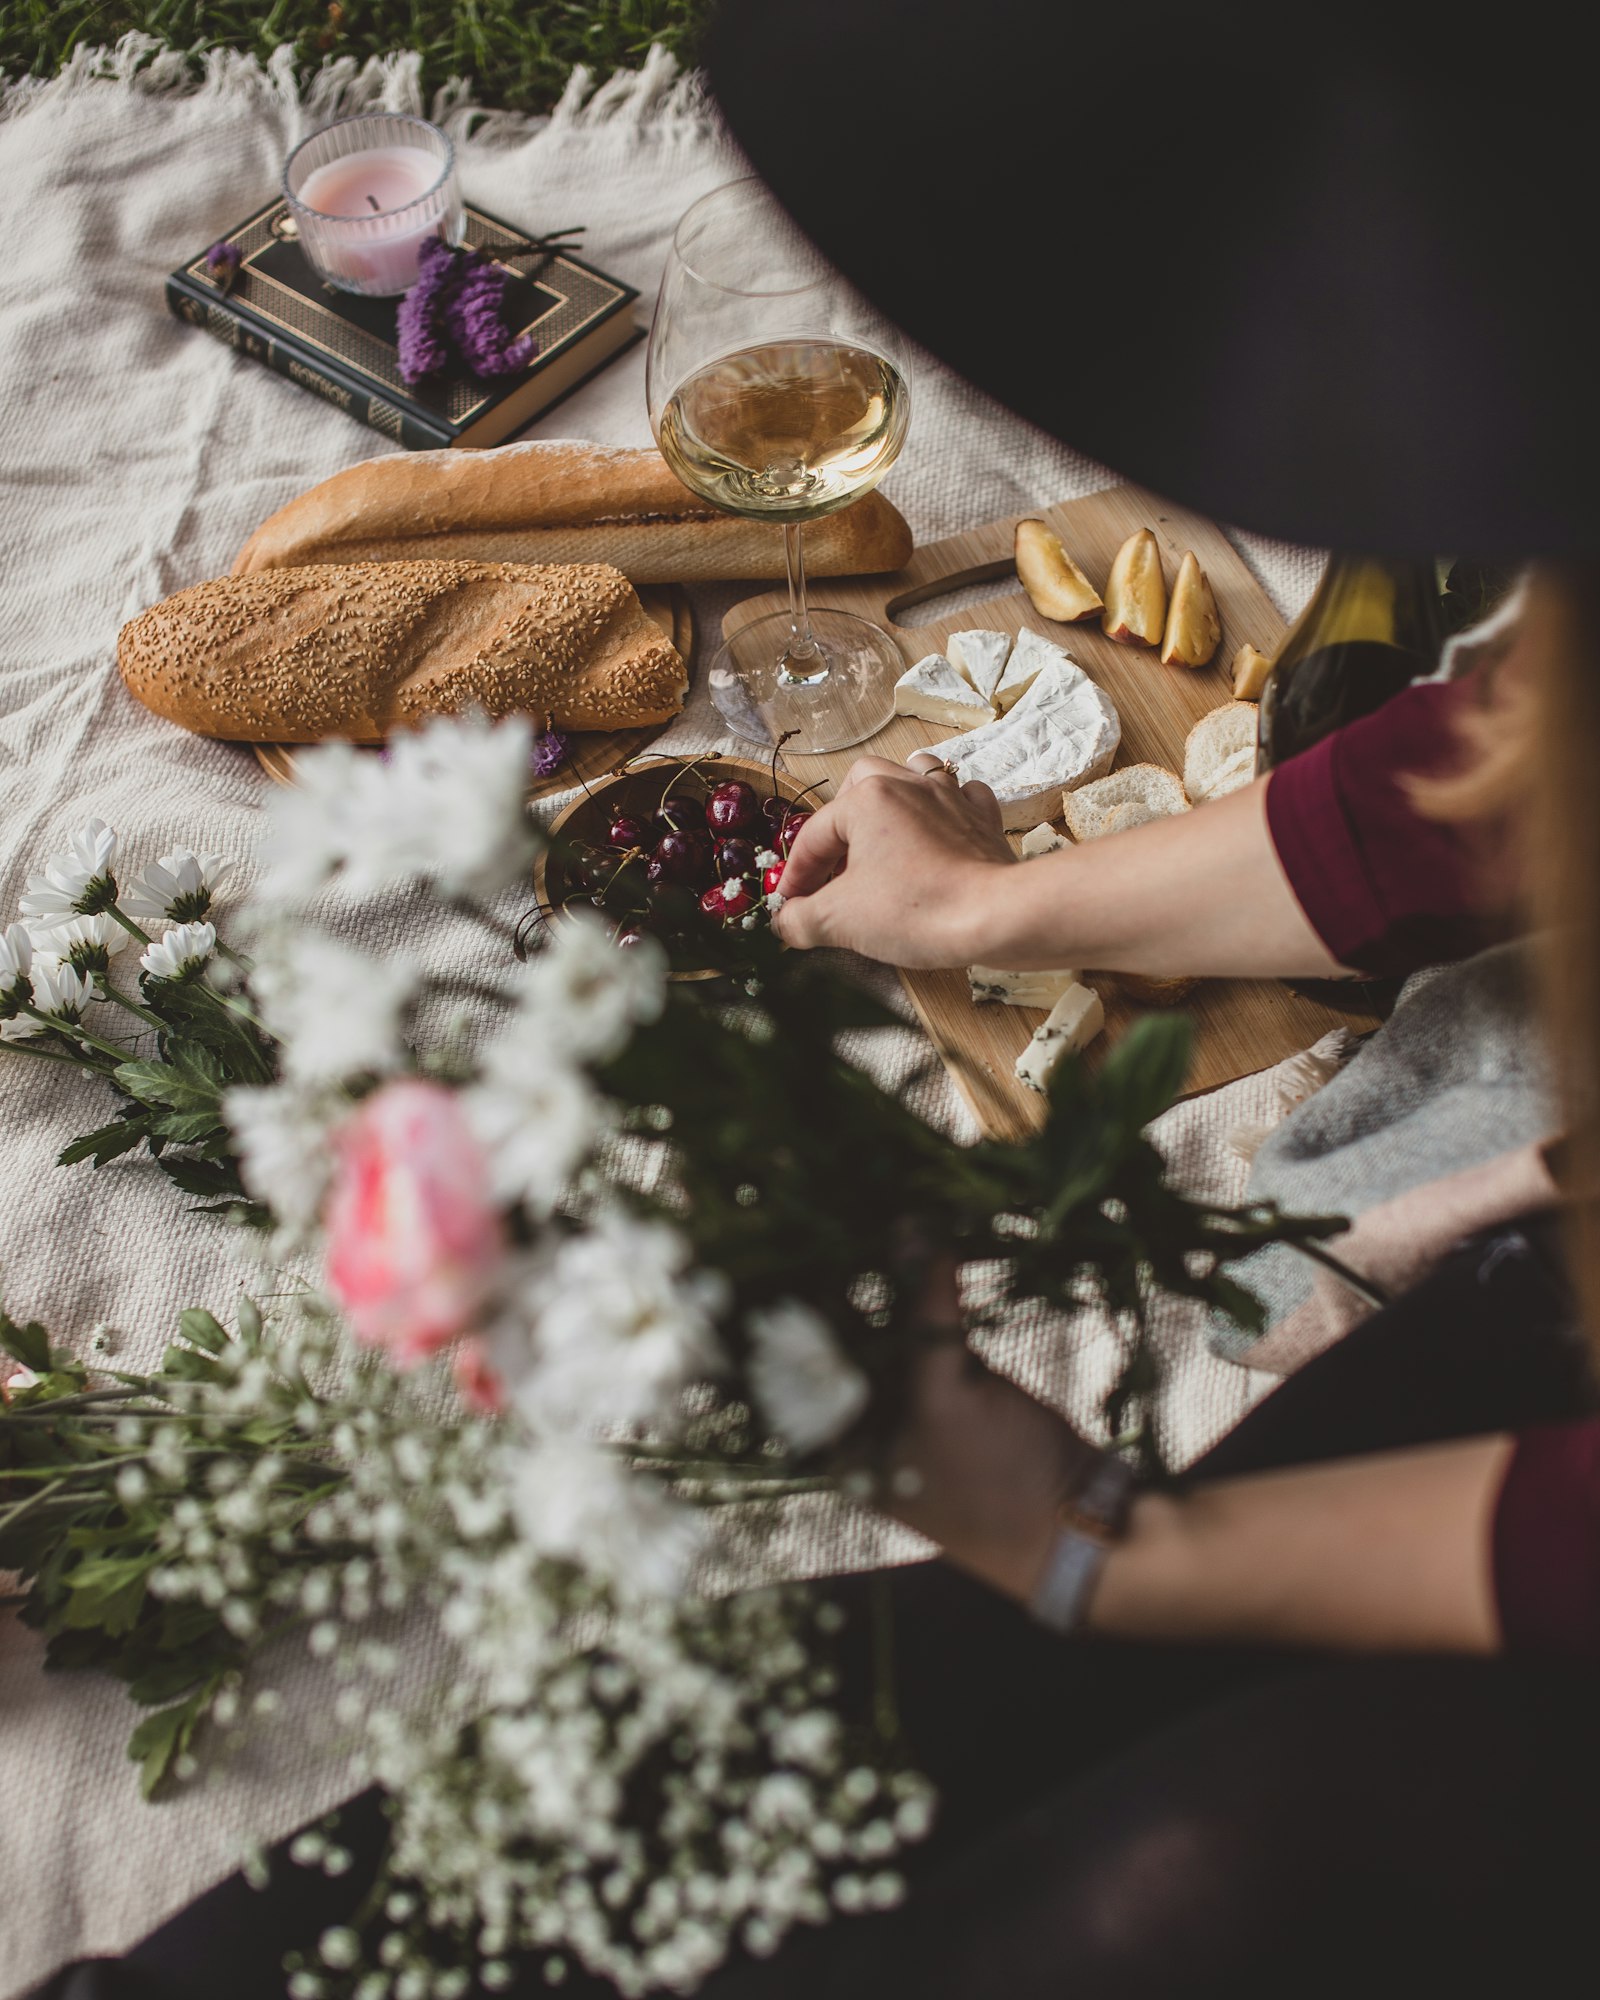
[0,33,712,140]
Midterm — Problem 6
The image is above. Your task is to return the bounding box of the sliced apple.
[1015,518,1104,623]
[1159,551,1223,668]
[1231,642,1273,700]
[1101,528,1167,647]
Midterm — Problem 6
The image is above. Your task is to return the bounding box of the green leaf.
[128,1685,212,1800]
[178,1309,229,1355]
[161,1345,222,1384]
[0,1310,51,1374]
[58,1116,152,1168]
[112,1045,227,1119]
[235,1297,263,1342]
[1091,1014,1193,1134]
[158,1156,247,1201]
[150,1109,226,1146]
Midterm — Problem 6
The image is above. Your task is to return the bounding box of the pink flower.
[1,1357,39,1405]
[451,1337,507,1417]
[325,1080,505,1367]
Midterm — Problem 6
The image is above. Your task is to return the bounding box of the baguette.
[232,439,914,584]
[118,560,687,744]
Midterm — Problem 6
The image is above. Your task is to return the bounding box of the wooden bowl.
[533,754,824,979]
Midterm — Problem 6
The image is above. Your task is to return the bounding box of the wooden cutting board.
[724,484,1378,1142]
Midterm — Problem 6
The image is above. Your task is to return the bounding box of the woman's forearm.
[773,760,1349,978]
[1088,1436,1515,1653]
[971,779,1344,978]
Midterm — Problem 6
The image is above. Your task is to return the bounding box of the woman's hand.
[886,1343,1100,1603]
[772,754,1015,966]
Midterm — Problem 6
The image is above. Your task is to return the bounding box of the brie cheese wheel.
[969,963,1079,1009]
[1018,822,1068,859]
[947,628,1012,703]
[994,626,1070,713]
[893,653,996,730]
[1014,981,1105,1094]
[922,659,1122,830]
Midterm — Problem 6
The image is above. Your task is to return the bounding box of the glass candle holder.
[284,113,463,298]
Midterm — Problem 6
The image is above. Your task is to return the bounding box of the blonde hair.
[1418,568,1600,1347]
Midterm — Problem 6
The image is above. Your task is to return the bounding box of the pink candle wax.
[296,144,447,293]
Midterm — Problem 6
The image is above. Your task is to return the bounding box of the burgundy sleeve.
[1493,1421,1600,1659]
[1264,677,1496,976]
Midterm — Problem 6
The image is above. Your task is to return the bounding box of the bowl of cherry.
[533,755,824,977]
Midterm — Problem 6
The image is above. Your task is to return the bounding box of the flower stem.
[18,1006,130,1062]
[104,906,153,947]
[0,1035,107,1070]
[101,983,166,1030]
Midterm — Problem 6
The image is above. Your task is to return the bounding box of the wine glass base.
[708,608,904,755]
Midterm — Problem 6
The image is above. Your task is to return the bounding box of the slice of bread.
[1184,702,1259,803]
[1061,762,1187,842]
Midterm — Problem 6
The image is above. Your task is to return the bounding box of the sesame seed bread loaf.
[117,560,687,744]
[231,440,914,585]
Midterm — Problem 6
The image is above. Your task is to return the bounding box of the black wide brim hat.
[706,0,1596,556]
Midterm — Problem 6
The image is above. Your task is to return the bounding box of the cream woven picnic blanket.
[0,40,1326,1992]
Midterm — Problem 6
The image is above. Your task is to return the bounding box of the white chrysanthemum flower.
[17,819,119,930]
[252,933,415,1085]
[260,714,535,906]
[747,1299,870,1454]
[225,1083,340,1232]
[508,1435,705,1596]
[463,1060,602,1218]
[515,1213,727,1431]
[0,922,33,1011]
[515,909,666,1066]
[140,921,216,982]
[123,848,234,925]
[379,713,538,899]
[7,953,100,1038]
[32,912,129,980]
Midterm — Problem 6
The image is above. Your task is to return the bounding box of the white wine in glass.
[647,181,912,753]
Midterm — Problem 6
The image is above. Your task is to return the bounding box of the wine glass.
[647,177,912,754]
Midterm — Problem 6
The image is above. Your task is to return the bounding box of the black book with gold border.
[166,200,641,450]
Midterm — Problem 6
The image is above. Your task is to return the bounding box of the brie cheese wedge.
[922,659,1122,830]
[947,628,1012,703]
[1014,982,1105,1094]
[1018,822,1068,859]
[893,653,996,730]
[994,626,1070,713]
[969,963,1079,1009]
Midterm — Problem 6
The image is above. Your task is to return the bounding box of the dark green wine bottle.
[1256,555,1445,772]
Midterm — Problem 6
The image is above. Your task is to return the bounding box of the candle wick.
[365,194,381,213]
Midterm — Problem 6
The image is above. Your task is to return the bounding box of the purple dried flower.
[444,250,538,378]
[531,726,570,778]
[395,236,459,386]
[205,240,242,294]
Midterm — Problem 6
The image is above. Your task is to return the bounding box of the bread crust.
[232,440,914,584]
[117,560,688,744]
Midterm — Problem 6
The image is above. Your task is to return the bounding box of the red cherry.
[760,794,790,831]
[654,828,715,887]
[720,883,756,921]
[716,836,758,880]
[655,792,704,835]
[608,811,651,850]
[698,884,728,918]
[706,780,761,836]
[762,861,785,895]
[777,807,813,856]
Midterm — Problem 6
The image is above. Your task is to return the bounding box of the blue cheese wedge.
[1018,822,1068,859]
[922,658,1121,829]
[947,628,1012,703]
[968,963,1080,1009]
[893,653,996,730]
[994,626,1070,713]
[1014,982,1105,1094]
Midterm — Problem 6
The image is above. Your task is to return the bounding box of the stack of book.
[167,200,641,449]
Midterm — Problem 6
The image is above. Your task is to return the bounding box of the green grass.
[0,1,714,113]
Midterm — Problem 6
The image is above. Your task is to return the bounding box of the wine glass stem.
[777,523,829,687]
